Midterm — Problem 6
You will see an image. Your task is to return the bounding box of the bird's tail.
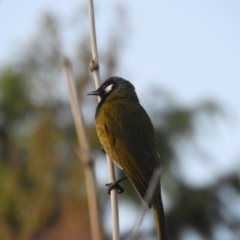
[152,188,169,240]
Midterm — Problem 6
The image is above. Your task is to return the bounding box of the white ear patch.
[104,84,113,93]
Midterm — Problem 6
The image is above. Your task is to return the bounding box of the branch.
[128,167,162,240]
[61,58,102,240]
[87,0,120,239]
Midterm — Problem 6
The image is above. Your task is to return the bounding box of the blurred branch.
[61,58,101,240]
[128,167,161,240]
[87,0,120,240]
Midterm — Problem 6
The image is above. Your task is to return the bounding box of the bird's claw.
[105,182,124,194]
[105,176,127,194]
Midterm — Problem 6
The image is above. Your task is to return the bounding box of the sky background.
[1,0,240,237]
[1,0,239,178]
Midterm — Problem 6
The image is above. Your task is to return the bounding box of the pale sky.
[1,0,240,180]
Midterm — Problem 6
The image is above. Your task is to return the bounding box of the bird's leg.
[105,176,127,194]
[101,147,106,154]
[101,147,126,193]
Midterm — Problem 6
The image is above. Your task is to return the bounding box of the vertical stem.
[61,58,101,240]
[87,0,120,239]
[128,168,161,240]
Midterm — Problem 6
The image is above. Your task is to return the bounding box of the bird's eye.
[104,84,113,93]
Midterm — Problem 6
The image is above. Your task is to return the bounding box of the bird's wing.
[97,101,160,206]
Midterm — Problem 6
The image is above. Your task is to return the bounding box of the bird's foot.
[101,147,106,154]
[105,176,127,194]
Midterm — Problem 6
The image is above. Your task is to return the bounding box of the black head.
[88,76,135,101]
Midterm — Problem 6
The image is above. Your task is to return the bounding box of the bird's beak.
[87,89,100,96]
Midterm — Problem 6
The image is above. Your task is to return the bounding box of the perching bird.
[88,76,169,240]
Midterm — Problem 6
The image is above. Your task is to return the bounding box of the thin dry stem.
[61,57,101,240]
[128,167,162,240]
[87,0,120,239]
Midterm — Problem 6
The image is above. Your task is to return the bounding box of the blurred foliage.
[0,6,240,240]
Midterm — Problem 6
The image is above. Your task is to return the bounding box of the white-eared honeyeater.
[88,76,169,240]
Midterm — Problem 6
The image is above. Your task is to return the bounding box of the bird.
[88,76,169,240]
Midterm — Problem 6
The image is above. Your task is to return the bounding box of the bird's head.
[88,76,136,102]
